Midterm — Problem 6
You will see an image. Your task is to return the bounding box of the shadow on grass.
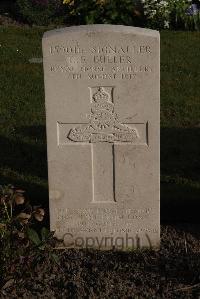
[0,125,200,224]
[17,125,47,141]
[0,125,48,208]
[0,125,47,179]
[161,127,200,224]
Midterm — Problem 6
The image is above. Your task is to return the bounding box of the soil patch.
[1,225,200,298]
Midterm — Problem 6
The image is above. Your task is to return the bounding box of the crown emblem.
[93,87,110,103]
[92,87,114,113]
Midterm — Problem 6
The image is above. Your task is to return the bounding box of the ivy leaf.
[50,253,60,264]
[41,227,50,242]
[27,228,41,246]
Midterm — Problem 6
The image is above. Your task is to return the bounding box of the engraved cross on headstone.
[65,86,142,203]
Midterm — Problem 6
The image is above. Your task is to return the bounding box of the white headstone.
[43,25,160,250]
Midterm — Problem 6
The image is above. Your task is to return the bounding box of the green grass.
[0,26,47,206]
[160,31,200,223]
[0,26,200,222]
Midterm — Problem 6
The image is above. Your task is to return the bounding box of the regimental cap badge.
[92,87,114,113]
[68,86,139,143]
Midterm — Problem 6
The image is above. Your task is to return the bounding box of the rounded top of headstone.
[43,24,160,39]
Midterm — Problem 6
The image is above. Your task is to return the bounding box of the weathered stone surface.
[43,25,160,250]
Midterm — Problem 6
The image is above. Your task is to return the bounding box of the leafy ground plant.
[0,184,58,289]
[142,0,200,30]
